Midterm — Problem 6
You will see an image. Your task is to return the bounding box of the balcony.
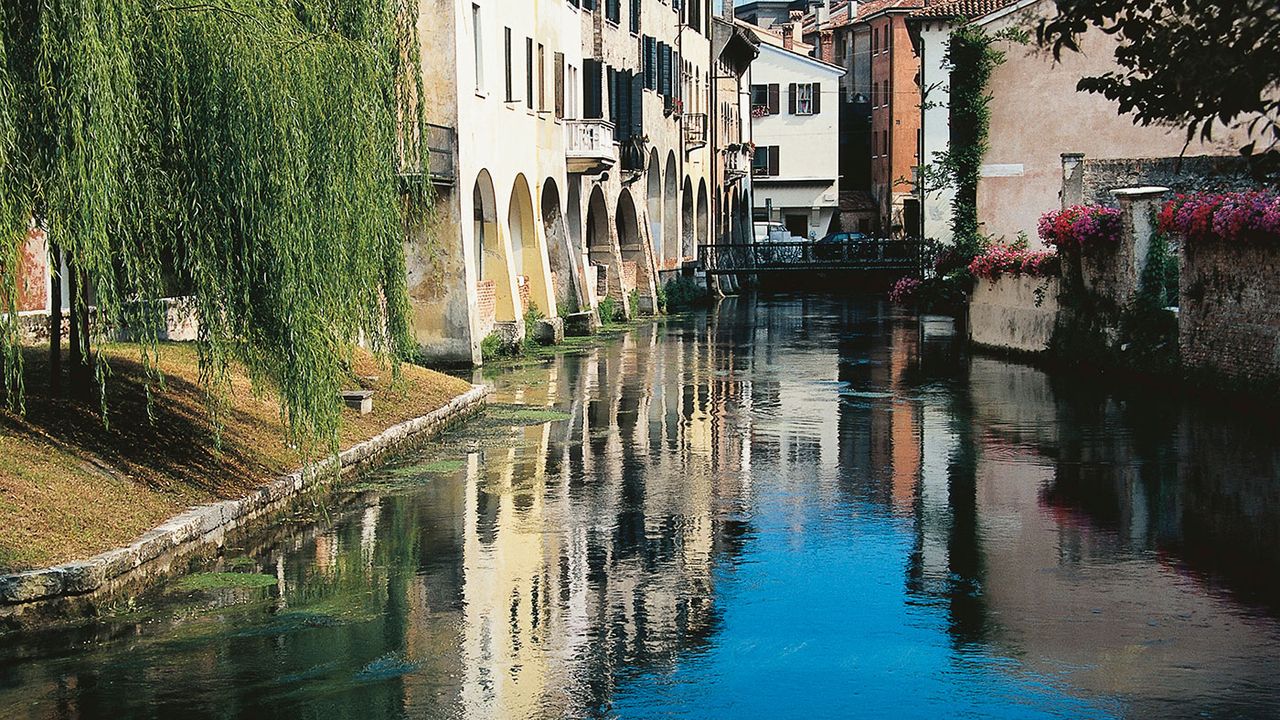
[565,119,618,175]
[683,113,707,151]
[725,144,752,181]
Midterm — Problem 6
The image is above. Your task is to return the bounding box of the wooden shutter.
[582,0,594,8]
[554,52,565,119]
[631,0,641,34]
[788,83,796,114]
[661,44,673,98]
[767,83,779,114]
[583,59,602,118]
[812,82,821,114]
[768,146,780,176]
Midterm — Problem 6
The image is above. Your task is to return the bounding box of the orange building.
[862,0,923,236]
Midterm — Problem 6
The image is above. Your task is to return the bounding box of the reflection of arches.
[541,178,580,312]
[473,170,516,326]
[617,189,654,308]
[508,173,551,315]
[681,176,694,259]
[696,179,710,250]
[646,151,662,265]
[663,153,679,266]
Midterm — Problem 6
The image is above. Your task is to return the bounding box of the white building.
[744,27,845,241]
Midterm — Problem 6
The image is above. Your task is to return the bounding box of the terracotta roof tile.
[909,0,1019,20]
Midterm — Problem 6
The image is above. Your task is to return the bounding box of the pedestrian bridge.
[697,239,924,274]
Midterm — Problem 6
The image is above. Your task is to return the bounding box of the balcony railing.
[565,119,618,175]
[683,113,707,151]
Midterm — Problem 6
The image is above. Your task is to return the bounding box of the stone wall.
[1180,239,1280,385]
[969,275,1061,354]
[1064,155,1259,208]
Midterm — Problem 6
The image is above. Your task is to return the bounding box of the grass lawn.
[0,342,472,572]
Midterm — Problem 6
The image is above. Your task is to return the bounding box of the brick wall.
[1180,239,1280,385]
[516,274,531,313]
[475,279,496,337]
[621,261,637,294]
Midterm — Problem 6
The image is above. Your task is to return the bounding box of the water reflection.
[1,295,1278,719]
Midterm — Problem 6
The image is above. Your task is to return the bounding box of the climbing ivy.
[0,0,428,448]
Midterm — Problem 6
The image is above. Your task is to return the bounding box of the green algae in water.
[355,653,421,682]
[175,572,276,591]
[485,403,572,425]
[223,555,256,569]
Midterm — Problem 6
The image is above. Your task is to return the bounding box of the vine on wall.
[0,0,429,448]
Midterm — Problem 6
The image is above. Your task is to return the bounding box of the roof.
[800,0,926,34]
[909,0,1020,20]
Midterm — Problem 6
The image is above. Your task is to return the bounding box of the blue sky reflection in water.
[2,295,1279,719]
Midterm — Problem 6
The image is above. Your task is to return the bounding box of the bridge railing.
[698,239,924,274]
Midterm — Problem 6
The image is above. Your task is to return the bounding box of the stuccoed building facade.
[411,0,753,365]
[744,25,844,241]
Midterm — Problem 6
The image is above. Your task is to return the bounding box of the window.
[643,36,657,90]
[538,43,546,111]
[753,146,780,177]
[630,0,641,34]
[751,84,768,108]
[526,37,534,109]
[796,84,813,114]
[606,0,620,24]
[472,4,484,93]
[554,52,565,119]
[568,63,579,118]
[504,27,513,101]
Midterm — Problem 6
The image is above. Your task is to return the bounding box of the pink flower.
[968,245,1060,280]
[1038,205,1122,248]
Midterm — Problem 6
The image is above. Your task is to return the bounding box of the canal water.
[3,296,1279,719]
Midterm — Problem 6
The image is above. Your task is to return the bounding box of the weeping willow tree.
[0,0,428,448]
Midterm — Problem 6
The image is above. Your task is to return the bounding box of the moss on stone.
[175,572,276,591]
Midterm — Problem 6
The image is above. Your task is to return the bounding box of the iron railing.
[698,239,924,274]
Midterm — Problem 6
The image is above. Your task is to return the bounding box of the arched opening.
[541,178,579,313]
[729,187,742,244]
[681,176,695,260]
[663,153,679,268]
[508,173,553,317]
[617,189,654,311]
[646,151,663,266]
[473,170,516,331]
[696,180,710,251]
[586,186,613,302]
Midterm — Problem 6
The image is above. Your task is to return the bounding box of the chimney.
[784,10,804,50]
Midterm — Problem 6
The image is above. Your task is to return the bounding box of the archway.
[541,178,580,313]
[663,153,679,267]
[617,189,654,312]
[681,176,695,260]
[646,151,663,267]
[696,179,710,251]
[473,170,515,331]
[586,185,613,303]
[508,173,552,317]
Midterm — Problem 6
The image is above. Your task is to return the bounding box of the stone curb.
[0,384,490,606]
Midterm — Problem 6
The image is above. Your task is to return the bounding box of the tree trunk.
[48,243,62,396]
[77,265,91,386]
[67,257,81,375]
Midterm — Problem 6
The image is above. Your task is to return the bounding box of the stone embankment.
[0,384,489,627]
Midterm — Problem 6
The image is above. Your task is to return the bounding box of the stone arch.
[646,150,663,266]
[681,176,695,260]
[617,189,654,312]
[508,173,554,317]
[473,170,516,329]
[696,179,710,250]
[663,153,679,267]
[541,178,580,313]
[586,185,613,303]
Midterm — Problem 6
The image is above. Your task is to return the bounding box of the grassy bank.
[0,344,472,572]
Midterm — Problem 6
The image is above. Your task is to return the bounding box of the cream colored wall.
[977,0,1240,245]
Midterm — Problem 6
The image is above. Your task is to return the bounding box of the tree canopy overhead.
[1038,0,1280,154]
[0,0,428,447]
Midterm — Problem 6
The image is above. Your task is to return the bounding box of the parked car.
[813,232,869,261]
[753,222,792,244]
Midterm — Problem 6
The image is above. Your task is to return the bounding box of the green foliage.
[1038,0,1280,155]
[627,289,640,316]
[0,0,429,449]
[661,276,705,311]
[176,571,276,591]
[480,332,515,362]
[522,306,545,352]
[937,25,1009,255]
[597,297,620,325]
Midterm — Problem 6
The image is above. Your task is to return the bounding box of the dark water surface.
[3,296,1279,719]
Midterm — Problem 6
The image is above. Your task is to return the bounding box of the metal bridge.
[697,239,923,275]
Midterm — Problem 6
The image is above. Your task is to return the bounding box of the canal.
[3,295,1279,719]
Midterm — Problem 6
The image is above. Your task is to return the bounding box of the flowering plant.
[1158,190,1280,242]
[1037,205,1123,249]
[967,244,1060,280]
[888,276,922,305]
